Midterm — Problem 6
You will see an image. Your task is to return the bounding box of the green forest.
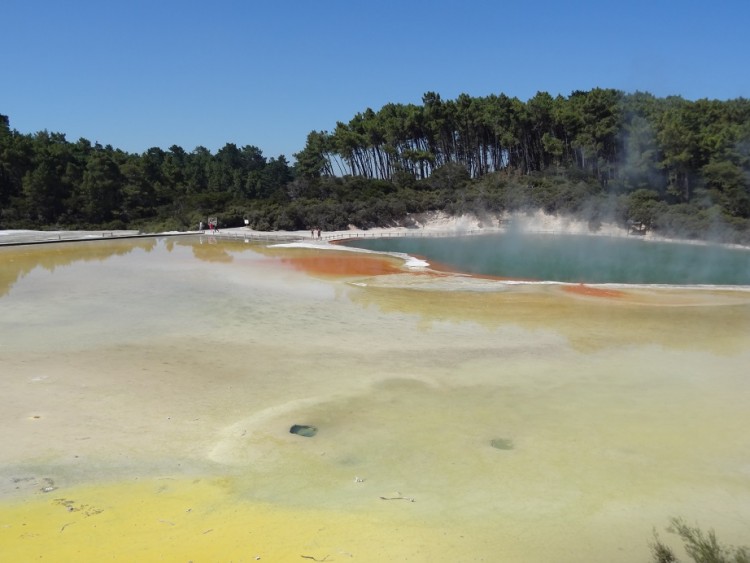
[2,88,750,242]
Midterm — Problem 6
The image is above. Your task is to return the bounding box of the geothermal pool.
[1,235,749,561]
[342,232,750,285]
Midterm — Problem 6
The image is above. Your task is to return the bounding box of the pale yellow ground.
[1,477,496,562]
[1,236,750,562]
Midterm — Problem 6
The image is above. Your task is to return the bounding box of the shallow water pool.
[342,232,750,285]
[1,235,749,561]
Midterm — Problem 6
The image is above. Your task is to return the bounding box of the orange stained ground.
[280,252,405,278]
[280,250,630,301]
[561,283,626,298]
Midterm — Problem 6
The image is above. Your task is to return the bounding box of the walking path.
[0,211,635,247]
[0,225,495,247]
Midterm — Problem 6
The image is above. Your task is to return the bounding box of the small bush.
[650,518,750,563]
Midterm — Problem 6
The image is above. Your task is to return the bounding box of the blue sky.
[2,0,748,162]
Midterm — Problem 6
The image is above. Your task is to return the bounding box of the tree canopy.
[2,88,749,243]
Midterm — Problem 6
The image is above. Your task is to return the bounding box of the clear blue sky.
[2,0,748,162]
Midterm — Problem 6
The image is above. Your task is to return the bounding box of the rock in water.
[290,424,317,437]
[490,438,514,450]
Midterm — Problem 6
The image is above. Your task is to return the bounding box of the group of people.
[199,220,219,233]
[311,227,322,239]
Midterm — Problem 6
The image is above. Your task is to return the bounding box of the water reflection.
[0,239,157,297]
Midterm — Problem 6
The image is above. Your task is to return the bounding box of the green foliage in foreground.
[651,518,750,563]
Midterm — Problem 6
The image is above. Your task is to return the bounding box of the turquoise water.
[342,233,750,285]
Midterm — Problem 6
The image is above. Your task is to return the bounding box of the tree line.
[2,88,749,242]
[0,115,294,231]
